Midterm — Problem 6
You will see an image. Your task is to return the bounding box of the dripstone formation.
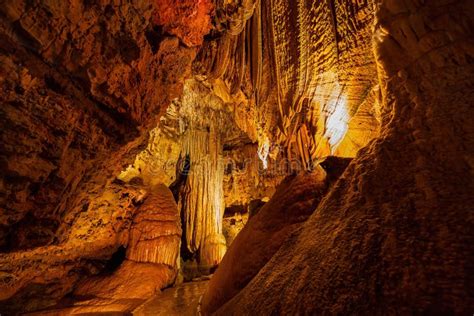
[1,0,472,314]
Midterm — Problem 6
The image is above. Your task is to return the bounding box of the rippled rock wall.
[211,0,474,314]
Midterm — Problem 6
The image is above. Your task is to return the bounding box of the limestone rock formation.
[127,184,181,267]
[59,184,181,314]
[0,181,183,314]
[0,0,213,312]
[1,0,472,314]
[214,0,474,314]
[153,0,213,47]
[0,0,207,252]
[201,169,328,314]
[53,261,175,315]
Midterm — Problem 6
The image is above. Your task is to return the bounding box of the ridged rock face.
[262,0,378,160]
[0,181,183,314]
[213,0,474,314]
[65,184,181,314]
[258,0,380,163]
[181,127,226,267]
[192,0,380,173]
[127,184,181,267]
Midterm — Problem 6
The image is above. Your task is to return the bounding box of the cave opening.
[102,246,127,275]
[0,0,472,315]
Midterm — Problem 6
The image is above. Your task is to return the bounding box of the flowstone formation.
[207,0,474,314]
[1,0,472,314]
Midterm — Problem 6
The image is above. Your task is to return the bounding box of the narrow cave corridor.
[0,0,473,315]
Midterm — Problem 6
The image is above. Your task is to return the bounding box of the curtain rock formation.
[209,0,474,314]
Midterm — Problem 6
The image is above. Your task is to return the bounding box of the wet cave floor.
[133,280,209,315]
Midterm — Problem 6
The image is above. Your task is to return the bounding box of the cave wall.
[258,0,381,166]
[211,0,474,314]
[0,0,213,312]
[0,0,212,251]
[1,0,472,313]
[194,0,381,170]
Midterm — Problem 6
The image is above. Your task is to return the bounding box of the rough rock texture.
[223,143,284,208]
[51,184,182,314]
[0,182,183,314]
[215,0,474,314]
[119,76,278,271]
[258,0,381,163]
[222,211,248,247]
[0,181,142,313]
[0,0,207,251]
[37,261,175,315]
[201,169,328,314]
[193,0,380,173]
[0,1,213,311]
[2,0,472,313]
[154,0,213,47]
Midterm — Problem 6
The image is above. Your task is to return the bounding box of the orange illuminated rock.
[213,0,474,314]
[1,0,472,314]
[154,0,213,47]
[201,169,328,314]
[67,261,175,314]
[127,184,181,267]
[0,0,200,253]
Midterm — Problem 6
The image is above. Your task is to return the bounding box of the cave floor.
[133,280,209,316]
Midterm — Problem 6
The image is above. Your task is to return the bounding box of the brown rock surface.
[127,184,181,267]
[57,183,181,314]
[0,182,181,314]
[0,0,203,251]
[214,0,474,314]
[0,182,182,314]
[0,0,212,313]
[201,169,328,314]
[154,0,213,47]
[1,0,472,313]
[46,261,175,315]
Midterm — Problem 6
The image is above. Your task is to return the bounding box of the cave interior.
[0,0,473,315]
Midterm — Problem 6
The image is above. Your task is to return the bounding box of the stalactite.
[250,0,263,94]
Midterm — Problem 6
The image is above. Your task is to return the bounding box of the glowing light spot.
[258,137,270,169]
[312,71,350,154]
[324,94,349,151]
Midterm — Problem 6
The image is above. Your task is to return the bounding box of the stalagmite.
[181,128,227,268]
[127,184,181,268]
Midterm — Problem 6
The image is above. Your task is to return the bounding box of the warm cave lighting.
[258,137,270,169]
[1,0,470,315]
[324,93,349,151]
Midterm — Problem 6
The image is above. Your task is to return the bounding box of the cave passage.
[0,0,473,315]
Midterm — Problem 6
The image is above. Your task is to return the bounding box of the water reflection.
[133,281,209,316]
